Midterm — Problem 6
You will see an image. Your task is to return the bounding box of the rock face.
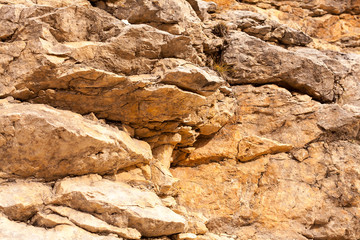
[51,175,186,237]
[1,0,360,239]
[0,103,152,180]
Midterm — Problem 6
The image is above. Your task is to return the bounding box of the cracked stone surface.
[1,0,360,239]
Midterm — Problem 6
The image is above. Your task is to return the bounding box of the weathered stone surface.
[0,4,201,97]
[2,0,360,239]
[337,53,360,106]
[51,174,186,237]
[186,0,216,20]
[175,125,292,166]
[222,32,335,102]
[0,0,90,7]
[32,211,74,228]
[19,66,207,124]
[217,10,312,46]
[160,63,225,96]
[0,103,152,179]
[47,205,141,239]
[174,233,197,240]
[102,0,199,25]
[173,84,323,166]
[0,214,120,240]
[173,145,360,239]
[232,0,360,53]
[0,181,52,221]
[97,0,205,45]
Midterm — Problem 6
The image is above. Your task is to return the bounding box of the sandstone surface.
[0,102,152,180]
[1,0,360,239]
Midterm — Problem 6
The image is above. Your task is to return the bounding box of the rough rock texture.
[51,174,186,237]
[1,0,360,239]
[0,103,152,180]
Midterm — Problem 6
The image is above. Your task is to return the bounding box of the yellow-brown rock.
[51,174,186,237]
[0,181,52,221]
[1,0,360,239]
[0,103,152,180]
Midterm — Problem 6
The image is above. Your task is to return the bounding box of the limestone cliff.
[0,0,360,239]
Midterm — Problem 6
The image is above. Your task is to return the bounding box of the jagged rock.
[217,10,312,46]
[337,53,360,106]
[0,103,152,180]
[100,0,199,27]
[0,0,90,7]
[110,167,152,188]
[0,214,121,240]
[241,0,360,15]
[175,125,292,166]
[160,63,226,96]
[187,220,208,235]
[173,84,322,165]
[235,0,360,52]
[316,104,360,135]
[0,4,201,96]
[96,0,205,45]
[2,0,360,239]
[234,85,320,145]
[172,158,269,236]
[186,0,217,20]
[0,181,52,221]
[18,66,207,124]
[151,161,179,195]
[32,212,74,228]
[12,63,232,138]
[174,233,197,240]
[51,174,186,237]
[222,32,335,102]
[172,148,360,239]
[47,205,141,239]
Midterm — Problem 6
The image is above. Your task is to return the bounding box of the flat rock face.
[1,0,360,239]
[0,103,152,180]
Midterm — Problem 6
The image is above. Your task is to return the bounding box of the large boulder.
[0,103,152,180]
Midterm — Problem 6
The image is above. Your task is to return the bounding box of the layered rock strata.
[0,0,360,239]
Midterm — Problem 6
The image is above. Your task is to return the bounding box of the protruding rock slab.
[47,205,141,239]
[32,212,73,228]
[223,32,335,102]
[0,181,52,221]
[217,10,312,46]
[161,63,226,96]
[176,125,292,166]
[0,103,152,180]
[0,214,120,240]
[51,174,186,237]
[25,66,207,124]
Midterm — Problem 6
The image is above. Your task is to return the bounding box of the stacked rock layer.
[0,0,360,239]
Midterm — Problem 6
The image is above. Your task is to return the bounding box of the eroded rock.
[0,181,52,221]
[47,205,141,239]
[222,32,335,102]
[51,174,186,237]
[0,214,120,240]
[0,103,152,180]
